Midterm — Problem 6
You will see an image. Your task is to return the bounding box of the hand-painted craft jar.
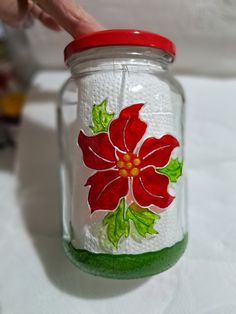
[58,29,187,279]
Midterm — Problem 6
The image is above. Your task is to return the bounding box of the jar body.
[58,46,187,279]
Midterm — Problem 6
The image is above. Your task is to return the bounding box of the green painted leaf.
[103,199,129,248]
[89,99,115,134]
[157,158,183,183]
[126,204,160,238]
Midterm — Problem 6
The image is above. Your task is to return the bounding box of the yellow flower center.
[123,154,131,161]
[130,167,140,176]
[116,153,141,177]
[133,158,141,166]
[125,162,133,169]
[117,161,125,168]
[119,169,128,177]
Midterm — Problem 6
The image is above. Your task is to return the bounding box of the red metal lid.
[64,29,176,62]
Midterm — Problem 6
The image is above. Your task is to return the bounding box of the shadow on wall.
[16,117,149,299]
[0,145,15,172]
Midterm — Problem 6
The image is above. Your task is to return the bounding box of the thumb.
[35,0,104,37]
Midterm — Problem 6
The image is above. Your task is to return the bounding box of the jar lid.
[64,29,176,62]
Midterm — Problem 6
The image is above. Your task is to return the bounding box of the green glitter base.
[63,234,188,279]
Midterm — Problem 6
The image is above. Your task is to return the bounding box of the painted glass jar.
[58,29,187,279]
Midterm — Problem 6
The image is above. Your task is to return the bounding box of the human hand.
[0,0,104,37]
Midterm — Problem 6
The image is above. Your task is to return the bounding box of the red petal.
[139,135,179,168]
[132,167,174,208]
[78,131,116,170]
[85,170,129,212]
[109,104,147,153]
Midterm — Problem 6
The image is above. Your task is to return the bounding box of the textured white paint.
[70,60,185,254]
[26,0,236,76]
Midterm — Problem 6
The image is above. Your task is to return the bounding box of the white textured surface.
[25,0,236,76]
[1,71,236,313]
[71,60,185,253]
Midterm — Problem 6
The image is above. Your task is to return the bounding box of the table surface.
[1,71,236,314]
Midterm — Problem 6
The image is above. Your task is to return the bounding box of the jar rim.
[64,29,176,62]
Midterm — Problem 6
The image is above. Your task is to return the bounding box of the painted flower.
[78,104,179,213]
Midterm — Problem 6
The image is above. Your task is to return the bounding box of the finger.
[28,1,61,31]
[35,0,104,38]
[0,0,29,28]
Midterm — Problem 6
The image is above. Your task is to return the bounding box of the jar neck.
[67,46,173,76]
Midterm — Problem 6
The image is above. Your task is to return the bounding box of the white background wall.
[26,0,236,76]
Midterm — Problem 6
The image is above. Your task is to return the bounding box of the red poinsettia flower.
[78,104,179,213]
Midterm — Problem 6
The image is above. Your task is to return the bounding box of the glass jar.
[58,29,187,279]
